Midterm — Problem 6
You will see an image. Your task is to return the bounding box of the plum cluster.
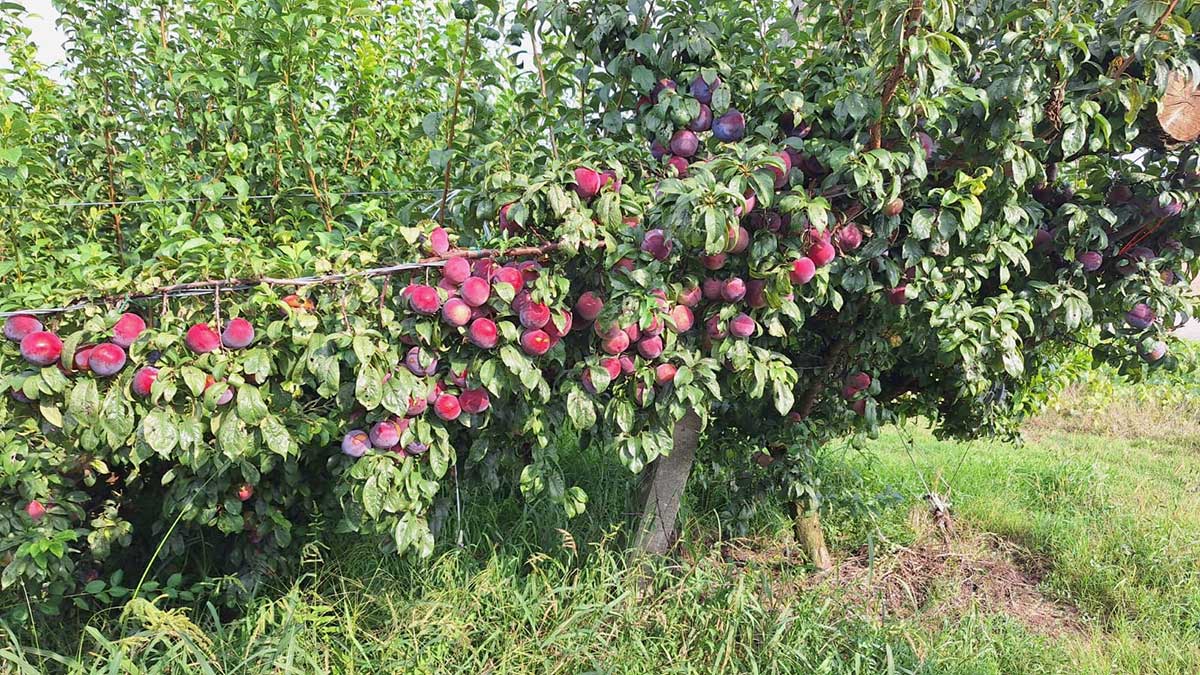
[338,249,570,460]
[1030,185,1190,363]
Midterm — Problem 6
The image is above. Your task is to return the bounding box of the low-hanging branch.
[0,240,592,319]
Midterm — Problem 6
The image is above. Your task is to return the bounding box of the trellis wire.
[0,242,575,319]
[0,187,459,210]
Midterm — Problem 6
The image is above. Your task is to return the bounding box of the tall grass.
[3,354,1199,673]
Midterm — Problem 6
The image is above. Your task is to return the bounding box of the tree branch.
[439,20,475,226]
[3,241,599,318]
[1111,0,1180,82]
[868,0,925,151]
[796,338,849,419]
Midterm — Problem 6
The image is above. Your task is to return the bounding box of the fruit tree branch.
[1111,0,1179,82]
[0,240,594,318]
[796,337,849,418]
[439,20,475,226]
[100,80,125,252]
[868,0,925,151]
[528,15,560,163]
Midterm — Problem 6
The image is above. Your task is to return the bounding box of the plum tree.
[1,0,1198,619]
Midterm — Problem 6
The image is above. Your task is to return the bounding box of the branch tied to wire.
[0,187,458,211]
[0,240,591,319]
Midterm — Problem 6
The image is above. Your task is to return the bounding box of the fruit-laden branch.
[0,241,591,318]
[867,0,925,151]
[1110,0,1180,82]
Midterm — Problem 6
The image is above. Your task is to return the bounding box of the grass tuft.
[3,368,1200,673]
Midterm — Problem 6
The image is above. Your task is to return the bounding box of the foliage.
[3,410,1200,673]
[1,0,1199,620]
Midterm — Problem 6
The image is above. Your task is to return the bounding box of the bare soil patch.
[704,512,1083,638]
[815,530,1082,637]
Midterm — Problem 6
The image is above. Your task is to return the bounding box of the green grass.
[4,374,1199,673]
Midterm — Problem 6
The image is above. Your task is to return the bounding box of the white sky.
[17,0,66,65]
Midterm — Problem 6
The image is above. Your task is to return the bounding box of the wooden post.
[632,409,701,556]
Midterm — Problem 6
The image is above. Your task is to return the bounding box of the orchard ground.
[2,348,1198,674]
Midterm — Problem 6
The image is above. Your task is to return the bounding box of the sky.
[17,0,67,66]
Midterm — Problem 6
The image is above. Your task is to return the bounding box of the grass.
[3,365,1199,673]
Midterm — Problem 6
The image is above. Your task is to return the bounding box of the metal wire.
[0,188,457,210]
[0,242,572,318]
[0,262,449,318]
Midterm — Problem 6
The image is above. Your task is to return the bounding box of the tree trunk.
[631,409,701,556]
[789,498,833,571]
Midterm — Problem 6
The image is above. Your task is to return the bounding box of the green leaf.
[217,412,251,459]
[362,475,384,519]
[67,379,100,424]
[566,389,596,429]
[356,365,384,410]
[1061,121,1086,157]
[235,384,269,425]
[628,33,656,59]
[630,65,654,92]
[181,367,208,397]
[38,402,63,428]
[772,379,794,417]
[260,415,296,457]
[142,409,179,457]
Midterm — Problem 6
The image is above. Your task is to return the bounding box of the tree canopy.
[1,0,1197,618]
